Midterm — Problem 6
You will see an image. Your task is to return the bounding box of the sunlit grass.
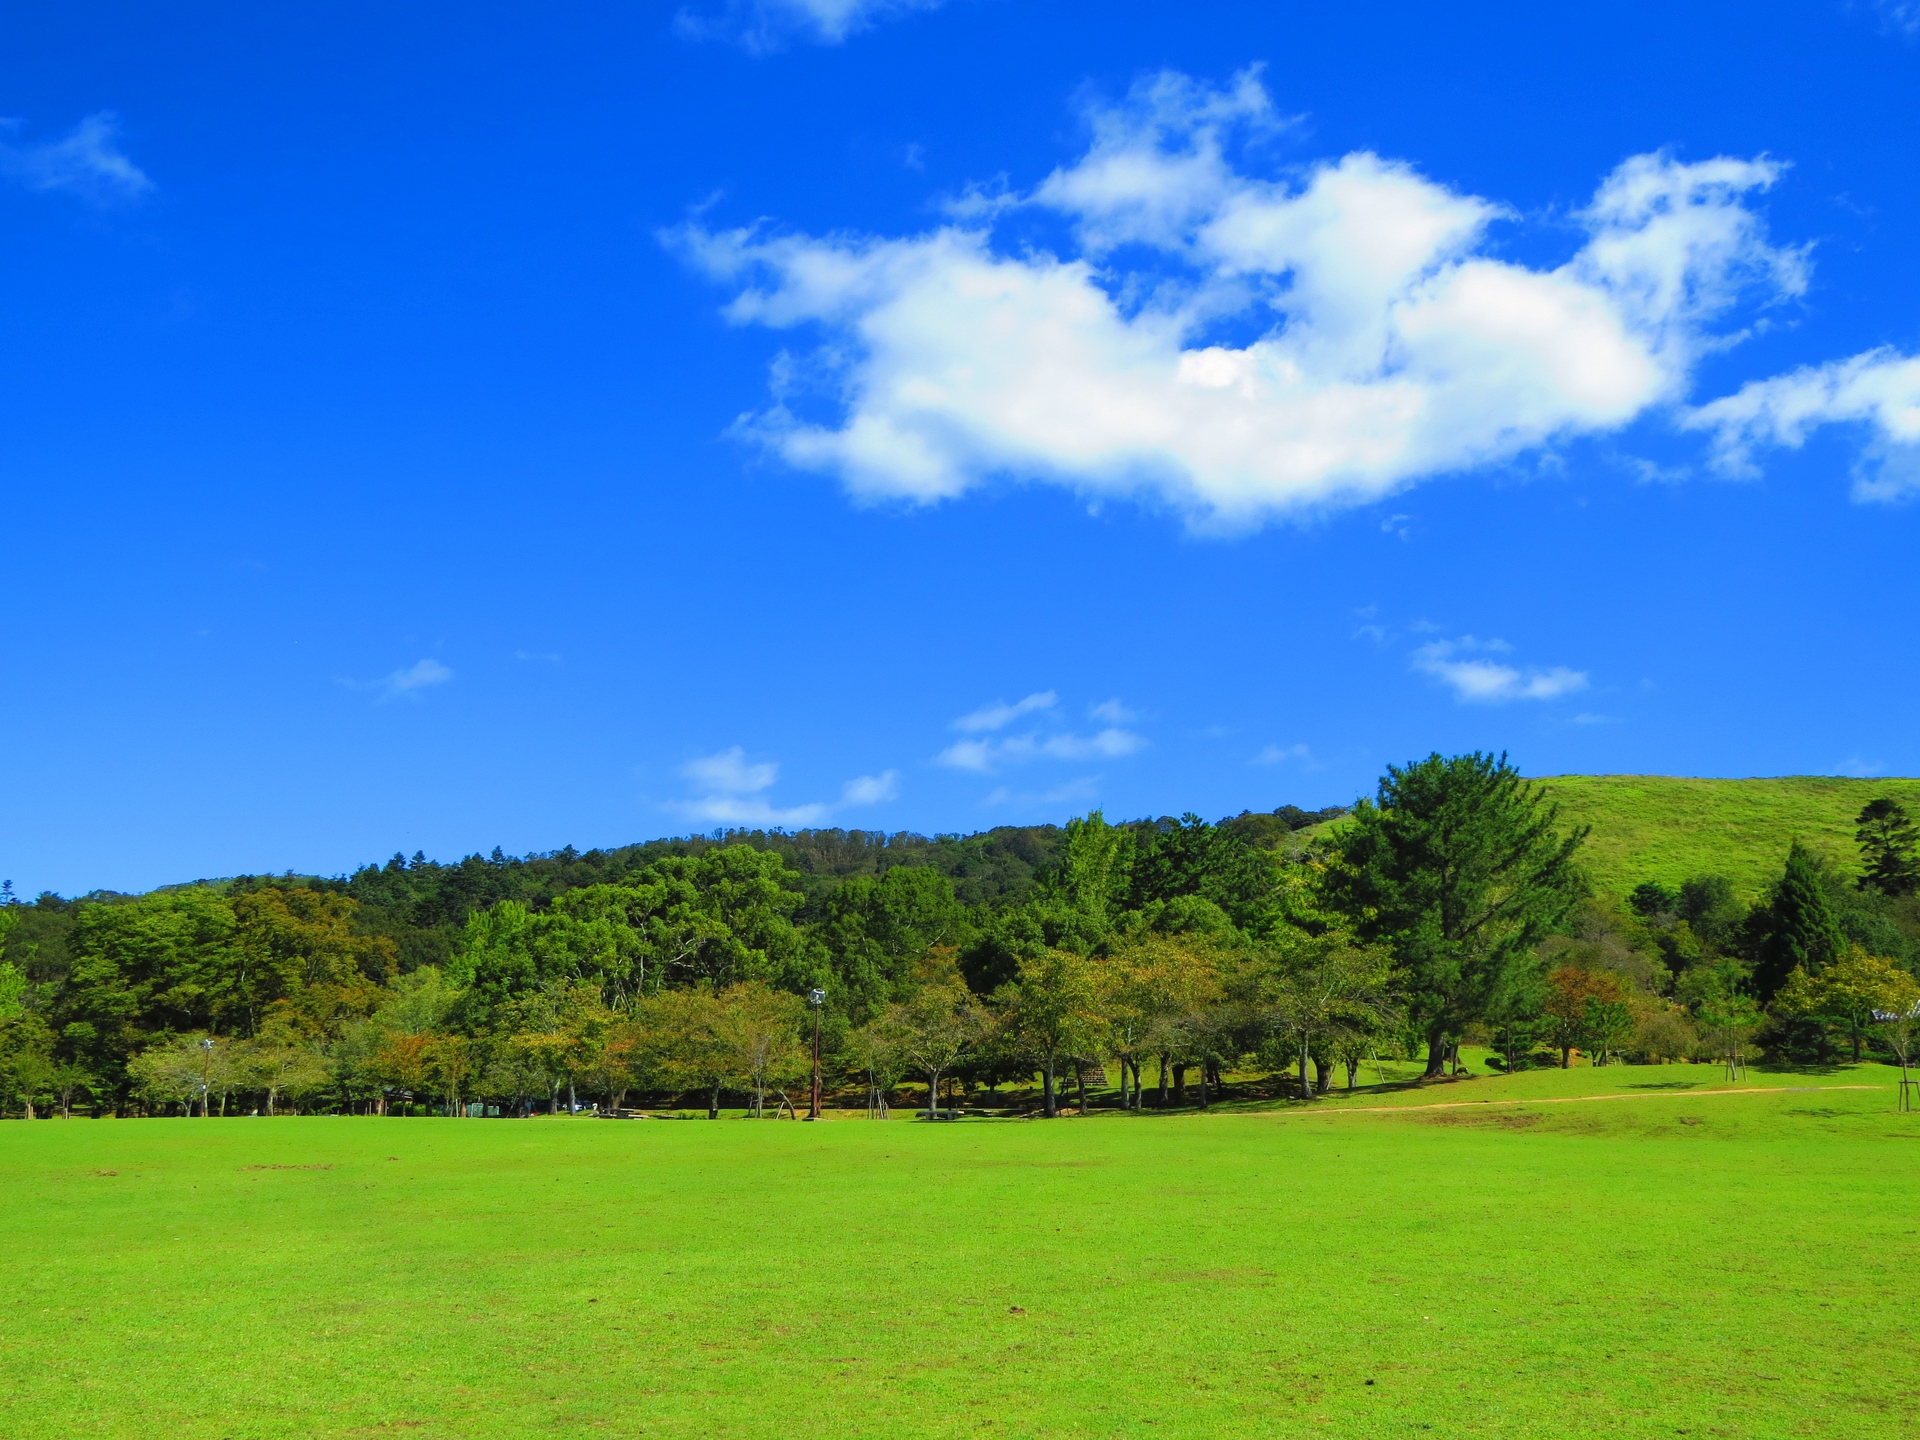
[3,1062,1915,1438]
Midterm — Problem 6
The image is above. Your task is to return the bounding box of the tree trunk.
[1424,1030,1448,1079]
[568,1079,578,1116]
[1157,1053,1168,1106]
[1042,1055,1057,1118]
[1196,1065,1208,1109]
[1076,1064,1089,1116]
[1300,1032,1312,1101]
[1173,1064,1187,1106]
[1560,1046,1571,1070]
[1345,1057,1358,1090]
[708,1083,720,1120]
[927,1069,940,1120]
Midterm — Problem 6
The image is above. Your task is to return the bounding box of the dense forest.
[2,758,1917,1121]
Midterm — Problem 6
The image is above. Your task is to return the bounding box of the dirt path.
[1315,1083,1883,1116]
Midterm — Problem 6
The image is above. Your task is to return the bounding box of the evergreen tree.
[1324,752,1588,1078]
[1751,841,1848,1000]
[1855,799,1920,898]
[1628,881,1677,918]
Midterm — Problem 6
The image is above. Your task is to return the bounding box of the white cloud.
[675,0,943,51]
[672,69,1805,529]
[683,745,780,794]
[937,727,1146,773]
[671,747,896,826]
[1685,347,1920,501]
[840,770,900,805]
[674,793,832,826]
[0,112,151,204]
[1412,638,1587,704]
[953,691,1056,732]
[1837,756,1887,779]
[1089,697,1137,724]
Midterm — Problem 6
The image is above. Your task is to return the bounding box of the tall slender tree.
[1751,841,1847,1001]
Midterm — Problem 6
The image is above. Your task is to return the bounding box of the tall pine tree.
[1751,841,1847,1000]
[1325,752,1588,1078]
[1855,799,1920,898]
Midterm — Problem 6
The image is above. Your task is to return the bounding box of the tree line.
[1,757,1915,1120]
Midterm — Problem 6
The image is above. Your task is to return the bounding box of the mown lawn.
[3,1064,1916,1439]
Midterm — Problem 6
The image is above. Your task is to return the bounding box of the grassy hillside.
[1532,774,1920,902]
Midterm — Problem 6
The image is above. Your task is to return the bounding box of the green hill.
[1533,774,1920,902]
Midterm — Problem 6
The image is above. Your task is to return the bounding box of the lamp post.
[807,988,826,1120]
[198,1036,216,1118]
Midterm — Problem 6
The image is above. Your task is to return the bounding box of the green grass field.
[1301,773,1920,902]
[5,1064,1918,1439]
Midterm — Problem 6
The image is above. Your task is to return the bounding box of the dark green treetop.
[1323,751,1588,1078]
[1855,798,1920,899]
[1751,840,1848,1000]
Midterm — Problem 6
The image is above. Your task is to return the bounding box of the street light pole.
[807,988,825,1120]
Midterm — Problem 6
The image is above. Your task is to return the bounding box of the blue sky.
[4,0,1920,895]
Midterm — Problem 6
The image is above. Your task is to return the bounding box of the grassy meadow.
[5,1066,1917,1439]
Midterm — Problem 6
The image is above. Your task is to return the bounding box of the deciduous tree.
[886,961,986,1119]
[997,949,1103,1117]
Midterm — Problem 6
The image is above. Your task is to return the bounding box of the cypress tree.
[1752,841,1847,1000]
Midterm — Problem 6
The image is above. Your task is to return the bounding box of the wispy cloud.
[1089,697,1138,724]
[1255,743,1311,765]
[675,0,943,52]
[1836,756,1886,778]
[937,727,1145,773]
[342,658,454,703]
[1412,638,1587,704]
[1873,1,1920,37]
[1685,348,1920,502]
[670,747,898,826]
[982,777,1101,808]
[954,691,1056,733]
[0,111,151,204]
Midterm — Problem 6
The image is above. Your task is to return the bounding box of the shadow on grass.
[1751,1059,1850,1077]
